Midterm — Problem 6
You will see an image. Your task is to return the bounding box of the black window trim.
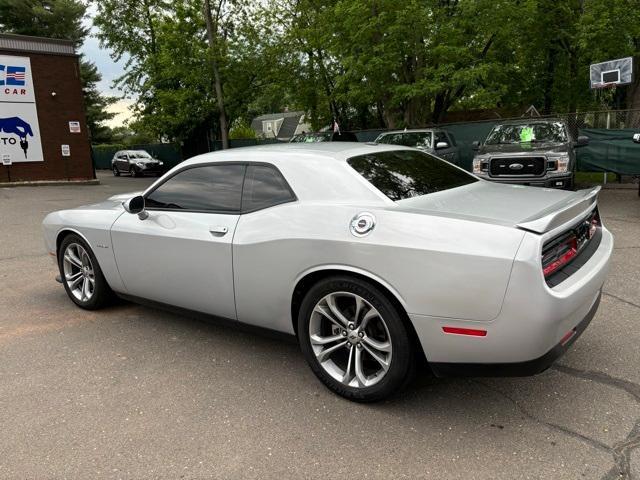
[142,161,297,215]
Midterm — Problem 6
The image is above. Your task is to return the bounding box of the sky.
[80,4,134,129]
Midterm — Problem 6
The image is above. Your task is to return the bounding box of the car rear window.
[347,150,477,201]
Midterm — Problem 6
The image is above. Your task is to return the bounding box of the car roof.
[378,129,437,135]
[182,142,414,165]
[493,118,566,125]
[153,143,416,205]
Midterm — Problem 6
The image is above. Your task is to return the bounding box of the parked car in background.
[44,143,612,402]
[290,131,359,143]
[112,150,164,177]
[633,133,640,143]
[472,119,589,190]
[374,129,459,164]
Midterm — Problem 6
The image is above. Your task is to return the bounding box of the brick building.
[0,34,93,183]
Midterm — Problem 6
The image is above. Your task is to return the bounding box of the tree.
[0,0,116,141]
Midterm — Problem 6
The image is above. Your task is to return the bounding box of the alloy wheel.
[309,292,393,388]
[62,243,95,302]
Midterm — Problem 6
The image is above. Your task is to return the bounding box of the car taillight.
[541,209,601,284]
[542,235,578,278]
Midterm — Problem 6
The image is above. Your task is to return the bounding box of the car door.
[118,153,128,171]
[434,131,457,163]
[110,163,245,319]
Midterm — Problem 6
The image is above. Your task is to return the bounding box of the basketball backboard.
[590,57,633,88]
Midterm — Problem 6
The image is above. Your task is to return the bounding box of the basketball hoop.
[590,57,633,90]
[591,82,618,90]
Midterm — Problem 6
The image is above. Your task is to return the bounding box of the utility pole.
[204,0,229,149]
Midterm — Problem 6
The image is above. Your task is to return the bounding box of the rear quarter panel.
[233,203,525,334]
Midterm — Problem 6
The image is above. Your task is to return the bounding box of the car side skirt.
[115,293,298,344]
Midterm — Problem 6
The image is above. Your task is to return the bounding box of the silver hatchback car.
[44,143,612,402]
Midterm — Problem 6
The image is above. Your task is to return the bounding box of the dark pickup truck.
[471,119,589,190]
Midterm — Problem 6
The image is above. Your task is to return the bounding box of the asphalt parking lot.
[1,170,640,479]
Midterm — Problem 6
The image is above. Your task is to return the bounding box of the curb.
[0,179,100,188]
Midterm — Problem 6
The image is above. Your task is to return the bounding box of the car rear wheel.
[58,234,113,310]
[112,165,120,176]
[298,276,414,402]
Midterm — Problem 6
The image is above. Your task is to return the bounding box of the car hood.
[394,181,587,230]
[479,142,568,155]
[131,158,159,164]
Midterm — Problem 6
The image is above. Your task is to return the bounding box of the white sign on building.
[0,55,43,162]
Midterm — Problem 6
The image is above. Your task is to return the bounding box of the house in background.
[251,111,311,141]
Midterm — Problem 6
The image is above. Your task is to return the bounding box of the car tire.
[298,275,414,402]
[58,234,113,310]
[129,166,138,177]
[112,165,120,176]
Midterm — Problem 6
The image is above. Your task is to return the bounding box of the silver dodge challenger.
[43,143,613,402]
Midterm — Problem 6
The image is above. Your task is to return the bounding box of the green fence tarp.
[92,143,182,170]
[577,128,640,174]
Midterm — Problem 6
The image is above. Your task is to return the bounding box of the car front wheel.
[58,234,113,310]
[298,276,414,402]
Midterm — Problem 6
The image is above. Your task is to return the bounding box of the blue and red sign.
[0,65,27,86]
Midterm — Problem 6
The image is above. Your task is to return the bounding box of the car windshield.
[128,151,153,159]
[485,122,567,144]
[347,150,477,201]
[377,132,433,149]
[290,133,332,143]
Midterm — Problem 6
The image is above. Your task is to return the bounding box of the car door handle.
[209,226,228,236]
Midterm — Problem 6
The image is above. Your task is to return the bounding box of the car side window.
[145,164,245,212]
[242,164,295,212]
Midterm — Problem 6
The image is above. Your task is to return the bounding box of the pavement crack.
[552,364,640,403]
[602,291,640,311]
[551,365,640,479]
[473,379,611,453]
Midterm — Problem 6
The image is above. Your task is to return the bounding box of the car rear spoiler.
[516,186,601,234]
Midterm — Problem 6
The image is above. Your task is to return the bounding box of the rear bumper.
[476,173,573,189]
[429,290,600,377]
[409,226,613,375]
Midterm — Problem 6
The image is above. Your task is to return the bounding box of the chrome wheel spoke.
[64,251,82,268]
[362,336,392,353]
[354,347,368,387]
[360,308,378,330]
[316,340,348,362]
[65,271,82,282]
[342,346,355,385]
[362,343,390,372]
[326,294,351,327]
[313,305,346,330]
[310,333,344,346]
[69,275,84,289]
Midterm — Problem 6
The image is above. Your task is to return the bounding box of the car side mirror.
[576,135,590,147]
[123,195,148,220]
[471,140,480,151]
[633,133,640,144]
[435,141,449,150]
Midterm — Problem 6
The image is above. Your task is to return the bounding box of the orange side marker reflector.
[442,327,487,337]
